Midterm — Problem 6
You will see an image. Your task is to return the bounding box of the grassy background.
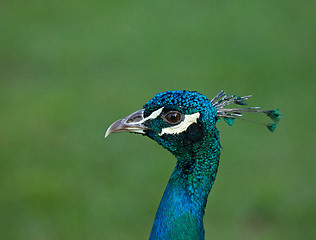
[1,0,315,239]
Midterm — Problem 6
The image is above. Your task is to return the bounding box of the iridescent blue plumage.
[143,91,219,239]
[105,90,280,240]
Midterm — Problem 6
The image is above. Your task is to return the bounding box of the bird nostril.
[127,116,142,123]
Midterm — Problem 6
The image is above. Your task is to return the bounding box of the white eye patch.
[159,112,200,136]
[130,107,164,134]
[142,107,164,123]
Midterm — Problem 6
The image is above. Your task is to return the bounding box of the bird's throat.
[149,135,221,240]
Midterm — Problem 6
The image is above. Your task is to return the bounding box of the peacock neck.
[149,133,221,240]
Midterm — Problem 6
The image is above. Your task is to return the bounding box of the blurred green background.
[1,0,315,239]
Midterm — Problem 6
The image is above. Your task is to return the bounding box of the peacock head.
[105,90,281,156]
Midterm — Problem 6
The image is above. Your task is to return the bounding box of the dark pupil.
[166,112,180,123]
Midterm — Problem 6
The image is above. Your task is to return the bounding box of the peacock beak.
[105,109,149,138]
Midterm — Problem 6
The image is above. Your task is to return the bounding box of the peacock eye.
[163,111,184,125]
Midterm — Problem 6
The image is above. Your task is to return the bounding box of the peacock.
[105,90,281,240]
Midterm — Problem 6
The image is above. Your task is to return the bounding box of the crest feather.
[212,90,282,132]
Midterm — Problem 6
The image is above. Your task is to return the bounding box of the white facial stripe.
[145,107,164,121]
[139,107,164,124]
[132,108,163,134]
[159,112,200,136]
